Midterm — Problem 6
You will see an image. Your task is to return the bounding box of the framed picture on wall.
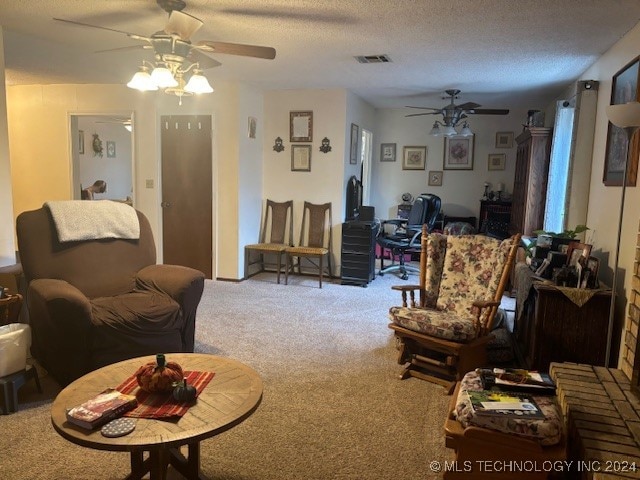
[291,145,311,171]
[106,141,116,158]
[290,111,313,142]
[380,143,396,162]
[443,135,474,170]
[350,123,359,164]
[604,56,640,186]
[402,146,427,170]
[487,153,506,170]
[495,132,514,148]
[248,116,257,139]
[78,130,85,154]
[428,170,443,186]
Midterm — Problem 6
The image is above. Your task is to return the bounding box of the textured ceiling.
[2,0,640,109]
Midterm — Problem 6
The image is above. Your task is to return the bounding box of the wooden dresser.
[510,127,552,236]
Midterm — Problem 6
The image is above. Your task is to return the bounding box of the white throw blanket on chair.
[44,200,140,242]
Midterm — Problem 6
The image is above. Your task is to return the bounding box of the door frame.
[157,112,217,277]
[68,111,136,204]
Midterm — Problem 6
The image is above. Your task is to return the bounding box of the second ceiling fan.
[406,89,509,136]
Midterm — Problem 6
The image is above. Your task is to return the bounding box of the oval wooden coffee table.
[51,353,263,480]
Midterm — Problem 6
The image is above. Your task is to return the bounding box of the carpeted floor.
[0,269,456,480]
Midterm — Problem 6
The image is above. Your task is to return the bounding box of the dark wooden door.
[161,115,213,278]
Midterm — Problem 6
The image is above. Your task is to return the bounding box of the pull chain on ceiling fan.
[406,89,509,137]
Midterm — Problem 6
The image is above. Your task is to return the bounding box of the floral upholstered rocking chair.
[388,224,520,392]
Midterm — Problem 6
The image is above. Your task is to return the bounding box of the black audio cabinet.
[340,221,378,287]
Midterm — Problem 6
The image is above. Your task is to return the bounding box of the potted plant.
[524,224,589,257]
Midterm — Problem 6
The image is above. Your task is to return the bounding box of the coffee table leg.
[168,442,205,479]
[127,450,147,480]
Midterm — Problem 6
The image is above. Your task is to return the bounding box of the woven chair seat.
[286,246,328,256]
[245,243,288,252]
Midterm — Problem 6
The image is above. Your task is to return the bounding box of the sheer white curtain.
[543,101,575,233]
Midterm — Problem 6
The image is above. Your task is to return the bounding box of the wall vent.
[355,54,392,64]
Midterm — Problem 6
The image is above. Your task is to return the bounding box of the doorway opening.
[69,113,134,204]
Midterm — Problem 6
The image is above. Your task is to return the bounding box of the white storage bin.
[0,323,31,377]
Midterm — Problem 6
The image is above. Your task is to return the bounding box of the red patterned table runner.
[115,370,214,419]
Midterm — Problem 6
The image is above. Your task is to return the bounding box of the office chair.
[377,194,441,280]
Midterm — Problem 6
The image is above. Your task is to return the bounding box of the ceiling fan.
[96,117,133,131]
[405,89,509,136]
[53,0,276,102]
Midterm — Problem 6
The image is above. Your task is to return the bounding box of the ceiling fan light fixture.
[459,121,473,136]
[184,71,214,94]
[429,121,443,136]
[441,125,457,136]
[151,65,178,88]
[126,67,158,91]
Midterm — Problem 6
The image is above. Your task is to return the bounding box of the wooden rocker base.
[444,383,566,480]
[390,323,493,394]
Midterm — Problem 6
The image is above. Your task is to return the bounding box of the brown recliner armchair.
[16,204,205,386]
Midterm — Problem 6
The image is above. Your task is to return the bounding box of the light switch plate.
[145,179,154,188]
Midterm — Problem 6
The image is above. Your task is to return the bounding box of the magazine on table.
[466,390,545,419]
[477,368,556,394]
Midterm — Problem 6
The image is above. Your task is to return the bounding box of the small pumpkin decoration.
[135,354,184,393]
[172,378,197,403]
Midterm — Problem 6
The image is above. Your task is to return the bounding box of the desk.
[515,282,612,371]
[51,353,263,480]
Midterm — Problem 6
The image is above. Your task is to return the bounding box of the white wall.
[77,116,132,201]
[0,27,17,266]
[370,107,527,222]
[263,89,349,270]
[7,81,248,279]
[345,91,377,218]
[576,21,640,365]
[238,84,264,277]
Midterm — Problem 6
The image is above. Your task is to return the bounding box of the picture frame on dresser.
[603,56,640,186]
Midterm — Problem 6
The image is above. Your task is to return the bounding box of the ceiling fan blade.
[197,41,276,60]
[94,45,148,54]
[53,18,148,41]
[457,102,482,110]
[188,49,222,69]
[468,108,510,115]
[164,10,203,40]
[405,106,441,111]
[405,112,439,117]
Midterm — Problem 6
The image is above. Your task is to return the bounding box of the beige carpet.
[0,269,453,479]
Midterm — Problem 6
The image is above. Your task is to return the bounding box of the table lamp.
[604,101,640,366]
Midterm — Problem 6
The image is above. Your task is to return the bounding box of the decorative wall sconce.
[273,137,285,152]
[319,137,332,153]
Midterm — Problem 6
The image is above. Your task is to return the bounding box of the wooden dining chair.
[244,199,294,284]
[285,202,334,288]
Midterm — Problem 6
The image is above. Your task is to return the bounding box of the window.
[543,101,575,233]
